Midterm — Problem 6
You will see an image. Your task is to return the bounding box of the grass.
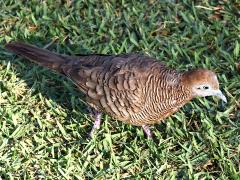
[0,0,239,179]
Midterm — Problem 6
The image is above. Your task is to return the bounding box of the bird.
[5,41,227,138]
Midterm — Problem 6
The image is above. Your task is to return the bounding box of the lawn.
[0,0,239,179]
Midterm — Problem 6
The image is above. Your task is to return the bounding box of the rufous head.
[183,69,227,102]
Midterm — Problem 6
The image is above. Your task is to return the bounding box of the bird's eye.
[203,86,209,90]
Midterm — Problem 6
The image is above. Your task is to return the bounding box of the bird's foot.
[142,125,152,139]
[89,112,102,138]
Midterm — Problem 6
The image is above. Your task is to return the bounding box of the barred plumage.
[5,41,227,138]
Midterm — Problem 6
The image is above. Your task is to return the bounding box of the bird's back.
[64,54,170,123]
[68,54,191,125]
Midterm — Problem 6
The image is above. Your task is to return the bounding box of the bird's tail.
[5,41,68,73]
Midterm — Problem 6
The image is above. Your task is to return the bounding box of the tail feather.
[5,41,68,73]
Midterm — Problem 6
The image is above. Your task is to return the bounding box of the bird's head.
[183,69,227,102]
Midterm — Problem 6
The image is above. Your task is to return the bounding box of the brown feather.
[236,62,240,73]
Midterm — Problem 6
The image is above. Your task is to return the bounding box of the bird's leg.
[142,125,152,139]
[89,112,102,137]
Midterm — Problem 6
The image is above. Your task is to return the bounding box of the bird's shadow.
[1,39,94,142]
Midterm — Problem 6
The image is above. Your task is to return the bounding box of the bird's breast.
[127,84,191,126]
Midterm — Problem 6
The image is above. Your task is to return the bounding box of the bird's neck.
[181,72,195,98]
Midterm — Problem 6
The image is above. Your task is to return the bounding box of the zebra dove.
[5,42,227,138]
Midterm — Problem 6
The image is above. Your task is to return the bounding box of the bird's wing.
[62,54,161,119]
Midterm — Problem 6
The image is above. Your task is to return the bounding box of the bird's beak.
[213,90,227,103]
